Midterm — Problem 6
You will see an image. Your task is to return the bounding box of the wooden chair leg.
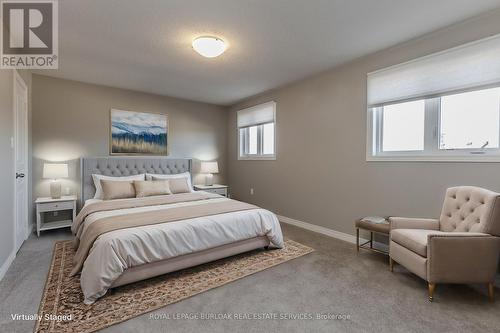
[356,228,359,252]
[428,283,436,302]
[488,283,495,302]
[389,257,394,272]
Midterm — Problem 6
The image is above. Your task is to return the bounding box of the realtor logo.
[1,0,58,68]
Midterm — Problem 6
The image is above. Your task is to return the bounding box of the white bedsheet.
[79,193,283,303]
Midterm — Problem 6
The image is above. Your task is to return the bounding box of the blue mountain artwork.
[111,111,168,154]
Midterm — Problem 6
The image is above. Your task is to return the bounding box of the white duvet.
[79,193,283,304]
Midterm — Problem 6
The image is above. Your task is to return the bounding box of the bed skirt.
[110,236,270,288]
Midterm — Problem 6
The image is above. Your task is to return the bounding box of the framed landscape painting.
[110,109,168,155]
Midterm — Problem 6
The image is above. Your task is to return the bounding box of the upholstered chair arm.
[427,233,500,284]
[389,217,440,231]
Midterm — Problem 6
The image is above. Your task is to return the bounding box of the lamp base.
[205,174,214,186]
[50,181,62,199]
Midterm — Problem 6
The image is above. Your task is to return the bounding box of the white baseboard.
[278,215,388,251]
[26,222,34,239]
[0,250,15,282]
[0,223,31,282]
[278,215,364,244]
[0,222,33,282]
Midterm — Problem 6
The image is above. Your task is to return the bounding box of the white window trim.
[366,94,500,162]
[237,101,277,161]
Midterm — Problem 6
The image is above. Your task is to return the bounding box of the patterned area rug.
[34,239,313,333]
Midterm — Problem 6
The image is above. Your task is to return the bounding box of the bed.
[74,157,284,304]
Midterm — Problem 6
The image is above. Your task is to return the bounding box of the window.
[367,33,500,161]
[440,88,500,150]
[262,122,275,154]
[369,87,500,160]
[381,100,425,152]
[237,101,276,159]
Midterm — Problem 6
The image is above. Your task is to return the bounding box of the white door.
[14,71,29,253]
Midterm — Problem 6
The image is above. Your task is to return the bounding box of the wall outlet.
[53,211,58,217]
[250,188,254,195]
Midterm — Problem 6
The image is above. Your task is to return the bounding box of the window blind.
[237,101,276,128]
[367,34,500,107]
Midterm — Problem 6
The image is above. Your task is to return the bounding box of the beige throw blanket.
[72,192,221,237]
[71,194,258,276]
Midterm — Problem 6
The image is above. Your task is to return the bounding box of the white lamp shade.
[43,163,68,179]
[200,161,219,174]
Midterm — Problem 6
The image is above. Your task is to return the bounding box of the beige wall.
[228,10,500,236]
[32,75,228,205]
[0,69,31,275]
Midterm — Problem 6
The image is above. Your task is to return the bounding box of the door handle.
[16,173,25,179]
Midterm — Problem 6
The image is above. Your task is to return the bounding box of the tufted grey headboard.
[81,157,192,203]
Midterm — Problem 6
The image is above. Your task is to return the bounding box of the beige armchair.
[389,186,500,301]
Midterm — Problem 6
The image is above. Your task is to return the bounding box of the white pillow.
[145,172,193,192]
[92,174,145,199]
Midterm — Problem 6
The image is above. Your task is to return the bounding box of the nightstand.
[194,184,229,197]
[35,195,77,237]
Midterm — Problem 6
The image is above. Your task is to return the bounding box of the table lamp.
[200,161,219,186]
[43,163,68,199]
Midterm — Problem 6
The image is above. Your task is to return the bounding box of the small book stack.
[360,216,389,224]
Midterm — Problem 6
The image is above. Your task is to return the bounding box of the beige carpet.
[34,239,313,333]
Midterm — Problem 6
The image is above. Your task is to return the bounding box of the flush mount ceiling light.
[192,36,227,58]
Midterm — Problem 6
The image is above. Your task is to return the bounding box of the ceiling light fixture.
[192,36,227,58]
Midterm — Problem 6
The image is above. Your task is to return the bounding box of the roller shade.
[367,34,500,107]
[237,101,276,128]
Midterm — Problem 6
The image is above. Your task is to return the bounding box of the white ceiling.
[35,0,500,105]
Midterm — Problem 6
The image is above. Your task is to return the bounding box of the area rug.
[34,239,313,333]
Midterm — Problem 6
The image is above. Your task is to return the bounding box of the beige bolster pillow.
[152,176,191,194]
[134,180,172,198]
[100,179,136,200]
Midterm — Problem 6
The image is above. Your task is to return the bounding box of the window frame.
[367,88,500,162]
[237,102,276,161]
